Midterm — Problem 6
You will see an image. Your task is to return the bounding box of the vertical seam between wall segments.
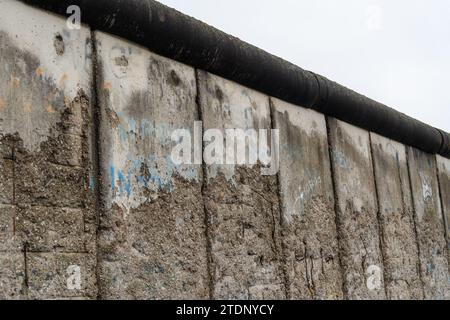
[90,29,103,300]
[405,147,427,298]
[325,116,347,300]
[268,97,290,300]
[194,69,214,300]
[22,242,29,298]
[11,146,16,207]
[11,145,16,234]
[368,133,388,298]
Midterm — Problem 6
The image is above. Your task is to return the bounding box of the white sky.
[159,0,450,132]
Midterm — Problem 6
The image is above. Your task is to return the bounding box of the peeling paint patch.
[0,2,92,153]
[97,32,201,216]
[108,154,200,215]
[198,71,272,182]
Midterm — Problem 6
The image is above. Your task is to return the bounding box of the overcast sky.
[159,0,450,132]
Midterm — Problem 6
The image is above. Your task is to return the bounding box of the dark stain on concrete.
[53,33,65,56]
[168,69,181,86]
[114,55,128,67]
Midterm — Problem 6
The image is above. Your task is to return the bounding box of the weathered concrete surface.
[1,0,449,301]
[0,204,19,252]
[0,0,96,299]
[271,98,343,299]
[27,253,97,299]
[0,253,26,299]
[407,148,450,299]
[0,151,13,205]
[96,32,208,299]
[437,156,450,259]
[198,71,285,300]
[370,133,423,299]
[328,118,386,299]
[16,206,88,253]
[0,0,93,151]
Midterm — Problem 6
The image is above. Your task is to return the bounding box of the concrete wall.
[0,0,449,300]
[0,0,96,300]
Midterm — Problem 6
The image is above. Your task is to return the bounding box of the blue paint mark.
[426,262,435,274]
[89,175,95,191]
[109,149,200,199]
[141,119,151,138]
[129,117,136,133]
[165,155,198,182]
[118,125,127,142]
[118,170,125,194]
[332,150,351,170]
[110,166,131,197]
[137,175,148,188]
[114,116,176,147]
[109,165,116,190]
[157,266,165,274]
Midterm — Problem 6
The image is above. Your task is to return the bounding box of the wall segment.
[95,32,208,299]
[407,148,450,299]
[271,99,343,299]
[370,134,423,299]
[0,0,96,299]
[327,119,386,299]
[437,156,450,260]
[197,71,285,299]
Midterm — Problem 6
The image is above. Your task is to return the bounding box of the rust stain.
[0,99,6,110]
[10,75,20,87]
[46,105,56,113]
[36,67,45,76]
[23,102,32,113]
[59,74,68,86]
[103,82,112,90]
